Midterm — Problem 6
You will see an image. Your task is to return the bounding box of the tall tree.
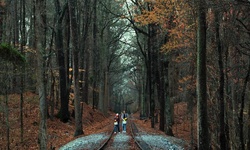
[237,24,250,150]
[147,22,155,128]
[214,8,227,150]
[0,0,5,42]
[131,0,175,132]
[81,0,91,105]
[63,4,71,112]
[68,0,84,136]
[97,0,108,114]
[20,0,26,143]
[36,0,47,148]
[92,0,99,110]
[196,0,209,149]
[125,0,149,118]
[53,0,70,123]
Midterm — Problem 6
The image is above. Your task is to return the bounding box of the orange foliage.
[134,0,196,52]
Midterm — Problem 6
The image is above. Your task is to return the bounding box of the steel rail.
[96,118,145,150]
[96,131,113,150]
[130,121,152,150]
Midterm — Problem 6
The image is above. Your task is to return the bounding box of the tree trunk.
[196,0,209,149]
[104,71,109,116]
[36,0,47,148]
[231,83,239,149]
[138,76,142,113]
[13,1,19,45]
[238,58,250,150]
[49,71,55,120]
[98,1,110,115]
[37,51,47,149]
[248,90,250,150]
[5,93,10,150]
[20,65,24,143]
[84,49,90,104]
[81,0,91,105]
[54,0,70,123]
[92,0,99,110]
[63,6,70,108]
[224,32,231,150]
[156,54,165,131]
[0,0,4,42]
[20,0,26,143]
[98,77,104,112]
[101,24,109,116]
[68,0,84,136]
[164,61,173,136]
[215,9,227,150]
[148,23,155,128]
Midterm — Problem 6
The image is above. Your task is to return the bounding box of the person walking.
[114,113,120,134]
[121,110,128,132]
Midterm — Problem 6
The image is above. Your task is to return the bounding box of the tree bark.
[248,90,250,150]
[156,53,164,131]
[238,58,250,150]
[215,9,227,150]
[63,6,71,110]
[164,61,174,136]
[68,0,84,136]
[0,1,5,42]
[81,0,91,105]
[54,0,70,123]
[104,71,109,116]
[92,0,99,110]
[5,92,10,150]
[197,0,209,149]
[20,0,26,143]
[36,0,47,148]
[147,22,155,128]
[84,49,90,104]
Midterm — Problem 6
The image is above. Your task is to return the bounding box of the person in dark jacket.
[121,110,128,132]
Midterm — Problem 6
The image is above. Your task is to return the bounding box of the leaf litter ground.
[0,92,194,149]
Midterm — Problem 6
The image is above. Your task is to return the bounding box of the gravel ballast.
[59,133,109,150]
[104,132,132,150]
[135,134,184,150]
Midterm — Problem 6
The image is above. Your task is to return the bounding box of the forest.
[0,0,250,149]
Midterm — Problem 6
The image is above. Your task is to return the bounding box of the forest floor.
[0,92,197,149]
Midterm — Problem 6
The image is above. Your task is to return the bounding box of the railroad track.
[97,118,151,150]
[59,115,186,150]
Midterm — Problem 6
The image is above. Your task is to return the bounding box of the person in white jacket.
[121,110,128,132]
[114,113,120,133]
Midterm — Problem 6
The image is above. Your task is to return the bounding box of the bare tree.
[36,0,47,148]
[0,0,5,42]
[92,0,99,110]
[0,44,25,150]
[213,7,227,149]
[68,0,84,136]
[53,0,70,123]
[196,0,209,149]
[20,0,26,143]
